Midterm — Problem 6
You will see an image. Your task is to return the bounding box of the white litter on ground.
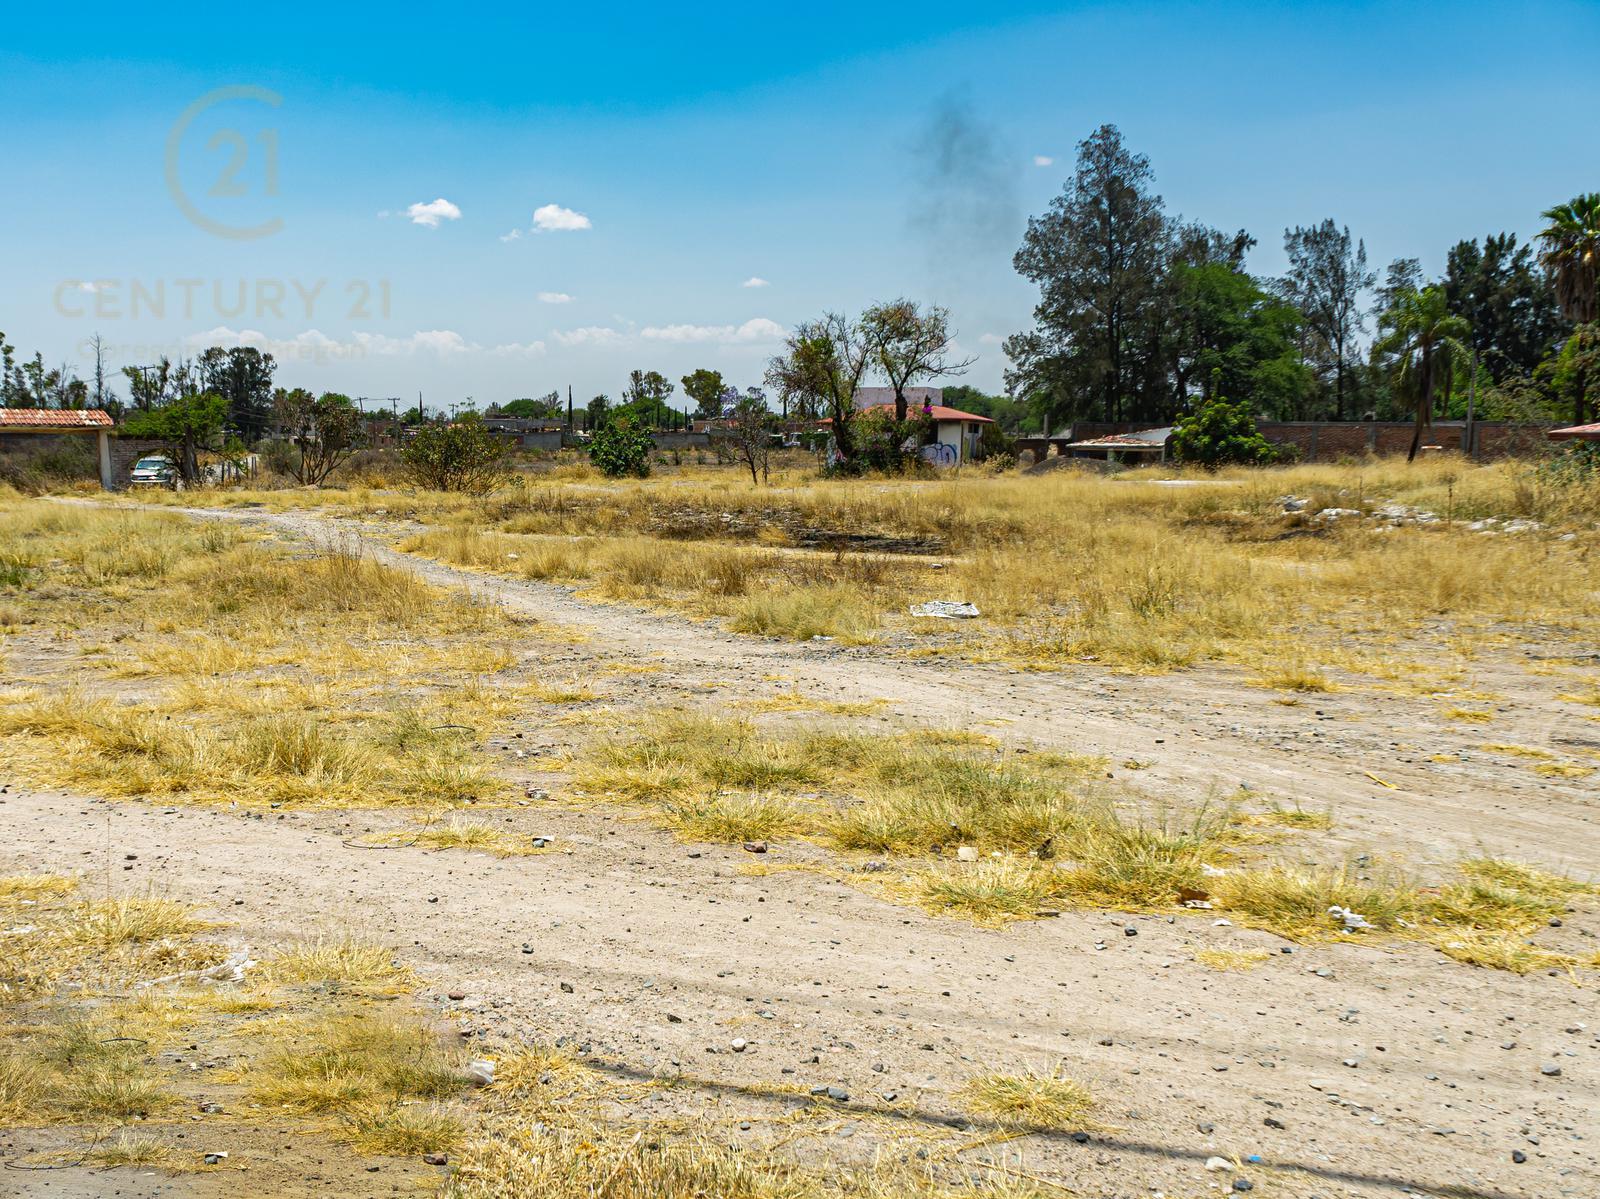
[908,601,981,619]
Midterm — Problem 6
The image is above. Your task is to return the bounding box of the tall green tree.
[122,357,184,411]
[1168,258,1310,416]
[765,314,875,462]
[0,331,15,405]
[494,392,562,420]
[1537,193,1600,327]
[620,369,676,427]
[1374,257,1424,317]
[1443,234,1566,382]
[1007,124,1171,426]
[680,369,726,419]
[196,346,277,441]
[860,299,973,421]
[7,352,87,408]
[1546,323,1600,426]
[274,388,365,484]
[1371,287,1472,462]
[1280,220,1376,420]
[1537,194,1600,423]
[122,390,229,484]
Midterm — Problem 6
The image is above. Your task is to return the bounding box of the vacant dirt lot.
[3,498,1597,1199]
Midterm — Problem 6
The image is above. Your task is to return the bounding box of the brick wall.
[1050,421,1555,462]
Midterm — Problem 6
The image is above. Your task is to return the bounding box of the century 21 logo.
[165,86,284,240]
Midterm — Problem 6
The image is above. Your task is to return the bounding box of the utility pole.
[1465,348,1478,460]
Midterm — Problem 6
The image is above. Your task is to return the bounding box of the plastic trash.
[1328,905,1372,931]
[908,600,981,619]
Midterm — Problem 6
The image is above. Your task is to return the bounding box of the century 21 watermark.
[166,84,285,241]
[56,86,390,325]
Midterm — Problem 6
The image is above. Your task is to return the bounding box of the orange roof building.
[0,409,116,487]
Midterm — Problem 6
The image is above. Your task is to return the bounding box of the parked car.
[128,455,177,488]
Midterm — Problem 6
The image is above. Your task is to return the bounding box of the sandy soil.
[3,503,1597,1199]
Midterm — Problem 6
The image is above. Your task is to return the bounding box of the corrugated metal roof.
[1065,427,1173,450]
[0,408,114,428]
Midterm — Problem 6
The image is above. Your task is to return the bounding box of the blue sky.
[3,1,1597,412]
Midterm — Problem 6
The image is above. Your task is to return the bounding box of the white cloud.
[1033,155,1054,167]
[190,326,482,362]
[394,329,473,354]
[490,339,547,357]
[552,325,624,347]
[741,276,770,289]
[532,203,591,232]
[499,229,523,242]
[537,291,573,304]
[405,198,462,228]
[641,318,785,345]
[978,332,1006,346]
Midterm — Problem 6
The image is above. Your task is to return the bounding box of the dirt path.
[5,501,1596,1199]
[170,502,1600,873]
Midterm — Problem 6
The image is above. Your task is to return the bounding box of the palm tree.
[1537,194,1600,422]
[1372,287,1472,462]
[1537,193,1600,326]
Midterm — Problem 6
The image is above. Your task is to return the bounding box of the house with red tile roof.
[828,387,993,464]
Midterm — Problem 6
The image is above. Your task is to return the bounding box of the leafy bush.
[976,421,1015,465]
[588,415,653,478]
[835,408,932,474]
[400,416,508,493]
[1171,398,1277,468]
[1538,439,1600,484]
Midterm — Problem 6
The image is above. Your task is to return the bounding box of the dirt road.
[4,503,1596,1198]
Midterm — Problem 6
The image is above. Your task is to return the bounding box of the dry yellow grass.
[1234,805,1334,831]
[957,1068,1096,1130]
[1193,947,1274,971]
[363,458,1600,672]
[0,501,578,811]
[263,936,417,993]
[0,871,475,1178]
[375,817,551,857]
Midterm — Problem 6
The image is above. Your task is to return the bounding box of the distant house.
[480,416,564,451]
[851,386,944,412]
[821,397,995,464]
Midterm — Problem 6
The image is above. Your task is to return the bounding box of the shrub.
[1171,397,1277,468]
[401,416,508,492]
[976,421,1015,464]
[588,415,654,478]
[838,408,931,474]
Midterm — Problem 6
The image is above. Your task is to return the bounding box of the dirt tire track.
[149,501,1600,872]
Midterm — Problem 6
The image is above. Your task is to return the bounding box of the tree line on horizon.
[1002,124,1598,437]
[4,125,1594,463]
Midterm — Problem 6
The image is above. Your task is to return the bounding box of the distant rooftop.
[1548,422,1600,441]
[1064,426,1173,451]
[0,408,114,429]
